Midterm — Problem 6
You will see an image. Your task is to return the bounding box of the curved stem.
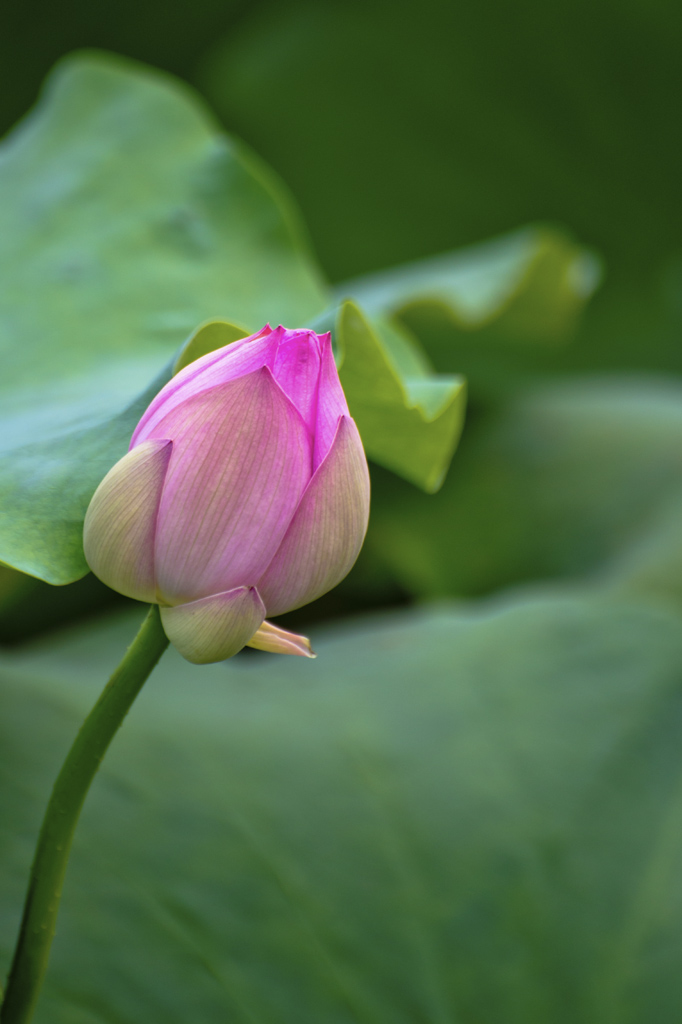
[0,605,169,1024]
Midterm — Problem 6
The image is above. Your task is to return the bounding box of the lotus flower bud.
[84,325,370,663]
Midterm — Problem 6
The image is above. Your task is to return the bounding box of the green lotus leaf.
[2,588,682,1022]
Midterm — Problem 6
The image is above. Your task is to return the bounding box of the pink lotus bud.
[83,325,370,664]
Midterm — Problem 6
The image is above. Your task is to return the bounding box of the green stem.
[0,605,169,1024]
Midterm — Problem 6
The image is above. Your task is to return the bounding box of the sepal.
[160,586,265,664]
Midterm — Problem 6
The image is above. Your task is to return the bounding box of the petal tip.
[129,436,172,455]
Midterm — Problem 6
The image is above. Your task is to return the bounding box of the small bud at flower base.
[83,326,370,663]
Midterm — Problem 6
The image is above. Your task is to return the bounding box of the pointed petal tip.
[129,436,172,454]
[246,323,273,344]
[301,640,317,659]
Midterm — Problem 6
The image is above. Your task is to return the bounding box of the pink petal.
[268,328,321,432]
[246,620,316,658]
[313,332,350,470]
[153,367,312,605]
[131,325,277,447]
[256,416,370,616]
[160,586,265,664]
[83,439,172,602]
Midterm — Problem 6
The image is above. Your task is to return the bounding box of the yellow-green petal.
[247,620,316,658]
[83,439,172,602]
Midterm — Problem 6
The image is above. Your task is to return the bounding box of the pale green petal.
[83,439,172,602]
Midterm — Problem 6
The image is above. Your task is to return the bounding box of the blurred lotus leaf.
[361,376,682,604]
[2,580,682,1022]
[339,224,601,347]
[199,0,682,291]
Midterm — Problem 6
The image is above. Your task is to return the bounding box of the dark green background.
[4,0,681,287]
